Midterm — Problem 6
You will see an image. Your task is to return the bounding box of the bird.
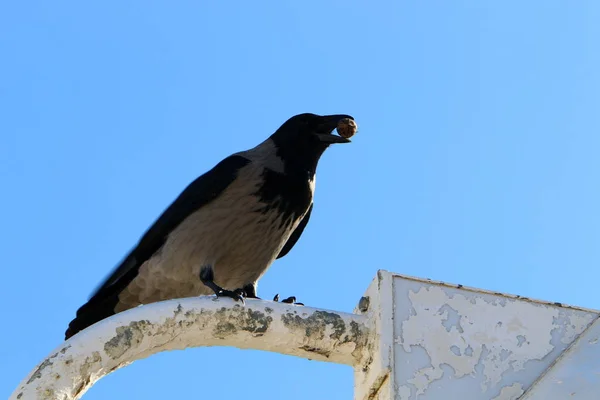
[64,113,354,340]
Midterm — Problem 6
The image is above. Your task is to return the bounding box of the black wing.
[276,203,313,259]
[65,155,250,339]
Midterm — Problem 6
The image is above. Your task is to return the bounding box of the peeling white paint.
[396,385,412,400]
[560,311,596,344]
[491,383,525,400]
[11,297,370,400]
[399,285,559,393]
[354,270,599,400]
[521,315,600,399]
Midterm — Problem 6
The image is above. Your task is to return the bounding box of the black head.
[270,113,354,174]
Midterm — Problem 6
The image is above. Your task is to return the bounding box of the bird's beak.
[313,114,354,144]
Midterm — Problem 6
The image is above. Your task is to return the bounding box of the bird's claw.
[200,266,246,304]
[217,288,246,304]
[273,293,304,306]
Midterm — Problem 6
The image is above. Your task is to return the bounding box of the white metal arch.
[11,297,371,400]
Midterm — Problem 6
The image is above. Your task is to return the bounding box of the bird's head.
[270,113,354,173]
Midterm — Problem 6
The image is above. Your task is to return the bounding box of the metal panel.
[354,270,599,400]
[521,316,600,399]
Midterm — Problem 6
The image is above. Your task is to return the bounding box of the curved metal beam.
[11,297,372,400]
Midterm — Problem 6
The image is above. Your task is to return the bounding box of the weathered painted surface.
[353,271,394,400]
[354,271,600,400]
[13,270,600,400]
[11,297,370,400]
[520,315,600,399]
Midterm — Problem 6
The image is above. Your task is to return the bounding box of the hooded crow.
[65,113,354,340]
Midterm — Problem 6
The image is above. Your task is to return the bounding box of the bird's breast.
[169,165,311,275]
[117,162,313,310]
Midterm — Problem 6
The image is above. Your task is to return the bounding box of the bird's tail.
[64,295,119,340]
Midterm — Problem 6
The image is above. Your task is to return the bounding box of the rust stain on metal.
[103,305,274,357]
[27,358,53,384]
[211,306,273,339]
[26,343,70,385]
[281,310,346,340]
[72,351,103,398]
[281,310,369,362]
[104,320,150,359]
[300,345,332,358]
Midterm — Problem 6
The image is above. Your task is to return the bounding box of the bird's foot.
[215,287,246,303]
[200,265,245,303]
[273,294,304,306]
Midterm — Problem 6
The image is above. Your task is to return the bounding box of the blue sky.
[2,1,599,398]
